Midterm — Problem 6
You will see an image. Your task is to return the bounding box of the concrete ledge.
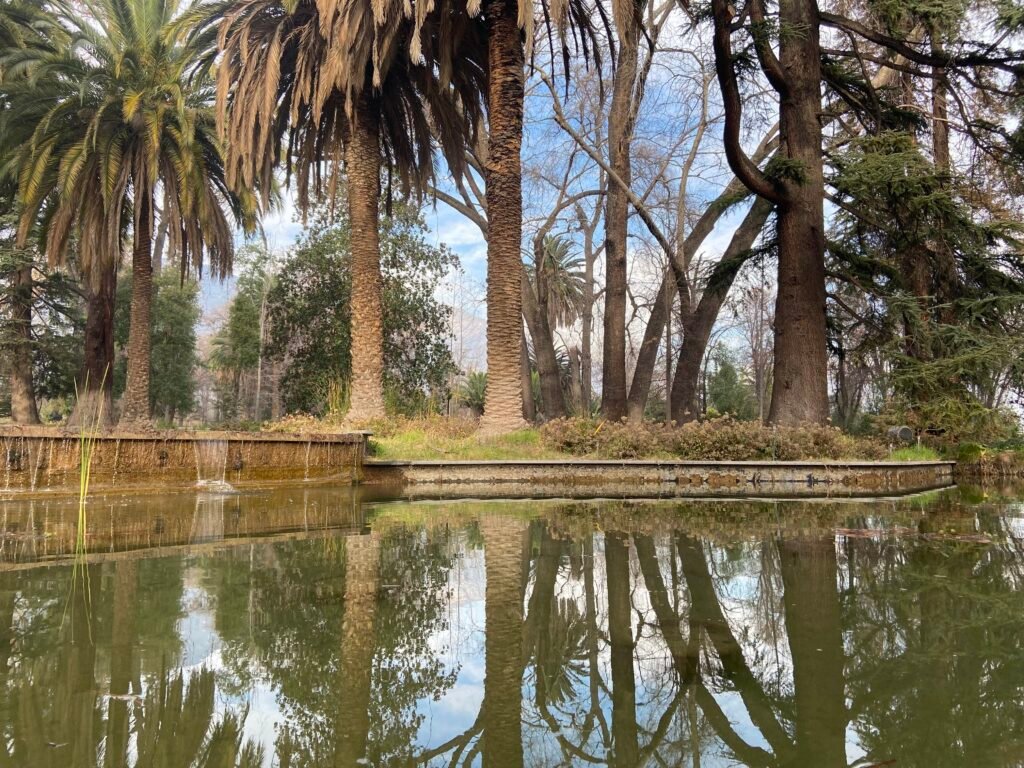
[1,427,368,494]
[363,458,956,499]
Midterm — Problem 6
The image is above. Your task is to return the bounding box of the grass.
[369,425,568,461]
[888,445,943,461]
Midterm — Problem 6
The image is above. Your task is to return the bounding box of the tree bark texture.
[120,191,154,424]
[345,92,387,422]
[9,263,39,424]
[601,7,642,421]
[767,0,830,425]
[480,0,527,432]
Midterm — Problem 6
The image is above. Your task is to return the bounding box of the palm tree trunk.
[480,0,527,433]
[345,91,386,423]
[10,263,39,424]
[70,262,116,428]
[120,193,154,425]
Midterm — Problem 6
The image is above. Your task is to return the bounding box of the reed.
[63,370,106,629]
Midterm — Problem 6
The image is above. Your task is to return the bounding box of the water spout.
[194,439,234,493]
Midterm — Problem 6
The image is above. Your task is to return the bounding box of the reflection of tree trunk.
[105,561,138,768]
[606,532,639,767]
[526,525,559,706]
[778,536,846,767]
[334,534,380,768]
[62,566,100,768]
[481,516,526,767]
[678,534,793,759]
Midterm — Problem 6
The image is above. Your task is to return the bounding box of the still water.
[0,486,1021,767]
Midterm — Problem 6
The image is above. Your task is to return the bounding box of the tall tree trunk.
[670,197,773,422]
[481,515,526,767]
[601,12,642,421]
[521,268,565,419]
[480,0,527,433]
[334,533,380,767]
[10,263,39,424]
[606,531,639,766]
[520,328,536,422]
[120,192,154,425]
[767,0,829,425]
[568,347,584,414]
[778,535,846,766]
[71,262,116,427]
[345,92,387,423]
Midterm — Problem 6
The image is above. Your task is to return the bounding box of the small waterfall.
[193,439,234,493]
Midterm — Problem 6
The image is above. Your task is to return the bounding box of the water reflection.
[0,491,1022,766]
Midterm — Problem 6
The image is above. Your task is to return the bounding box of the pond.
[0,485,1021,767]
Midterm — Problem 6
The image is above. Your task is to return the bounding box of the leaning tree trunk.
[670,197,773,422]
[768,0,829,425]
[601,8,642,422]
[345,91,387,423]
[480,0,527,433]
[120,192,154,425]
[520,328,536,422]
[10,263,39,424]
[70,262,116,427]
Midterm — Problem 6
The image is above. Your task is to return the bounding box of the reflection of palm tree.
[333,533,381,767]
[480,515,527,767]
[135,668,264,768]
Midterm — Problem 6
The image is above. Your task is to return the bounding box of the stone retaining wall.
[363,458,956,499]
[0,426,367,495]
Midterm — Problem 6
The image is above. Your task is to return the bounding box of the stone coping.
[367,458,955,468]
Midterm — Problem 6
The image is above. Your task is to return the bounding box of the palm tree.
[1,0,258,426]
[215,0,487,423]
[537,235,586,330]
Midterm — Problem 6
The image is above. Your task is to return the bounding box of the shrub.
[540,416,887,461]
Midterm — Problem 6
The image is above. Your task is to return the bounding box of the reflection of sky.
[157,529,864,767]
